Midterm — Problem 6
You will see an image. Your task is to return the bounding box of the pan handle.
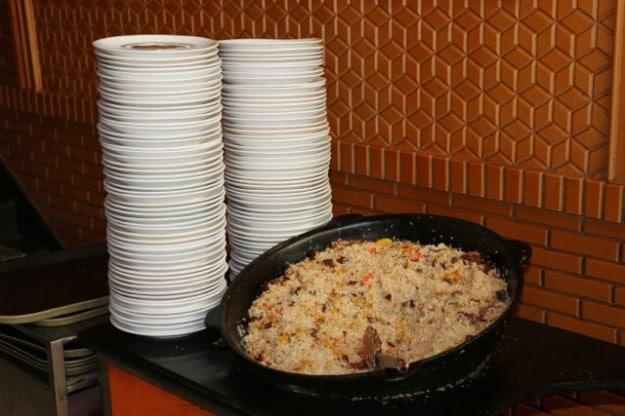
[506,239,532,265]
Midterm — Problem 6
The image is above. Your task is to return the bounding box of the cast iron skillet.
[205,213,531,397]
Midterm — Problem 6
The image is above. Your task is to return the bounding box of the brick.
[486,164,503,201]
[467,160,485,197]
[63,185,90,203]
[373,194,426,214]
[531,247,583,274]
[425,205,483,225]
[522,285,580,315]
[515,206,581,231]
[584,179,604,219]
[331,186,372,209]
[583,218,625,240]
[55,157,84,174]
[485,217,549,246]
[59,129,86,147]
[582,300,625,329]
[369,145,384,179]
[544,270,613,302]
[19,135,46,152]
[71,173,102,192]
[454,194,513,217]
[67,145,99,164]
[397,184,450,206]
[416,152,432,188]
[564,176,584,215]
[578,391,625,415]
[524,170,543,208]
[329,170,348,186]
[449,157,466,194]
[332,203,352,217]
[546,311,617,343]
[354,144,369,176]
[616,287,625,306]
[604,183,624,223]
[339,141,355,173]
[82,161,105,178]
[543,172,564,211]
[80,227,106,244]
[330,141,341,171]
[541,395,609,416]
[384,148,400,182]
[398,151,415,184]
[431,155,449,191]
[503,166,523,204]
[550,230,620,261]
[348,175,396,196]
[507,402,549,415]
[514,303,546,324]
[524,265,543,286]
[585,258,625,284]
[82,133,102,151]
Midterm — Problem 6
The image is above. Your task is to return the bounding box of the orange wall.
[0,1,623,349]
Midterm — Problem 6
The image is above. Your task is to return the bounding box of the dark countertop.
[80,317,625,416]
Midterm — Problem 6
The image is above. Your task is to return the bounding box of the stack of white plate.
[219,39,333,277]
[93,35,228,338]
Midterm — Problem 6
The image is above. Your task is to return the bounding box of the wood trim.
[609,0,625,183]
[8,0,41,91]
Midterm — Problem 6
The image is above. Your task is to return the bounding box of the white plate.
[218,38,322,50]
[108,249,227,279]
[98,90,221,107]
[97,55,220,71]
[94,35,218,58]
[96,49,219,66]
[98,122,221,141]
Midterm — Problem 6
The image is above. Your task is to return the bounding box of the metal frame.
[11,315,107,416]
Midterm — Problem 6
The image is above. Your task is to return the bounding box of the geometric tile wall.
[29,0,616,179]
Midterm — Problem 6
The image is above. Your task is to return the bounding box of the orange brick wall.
[0,2,623,409]
[0,103,104,245]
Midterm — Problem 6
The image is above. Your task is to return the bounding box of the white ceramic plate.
[94,35,218,58]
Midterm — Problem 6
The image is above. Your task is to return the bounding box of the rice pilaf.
[241,238,509,375]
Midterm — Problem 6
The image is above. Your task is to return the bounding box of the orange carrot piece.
[360,272,374,285]
[411,251,424,261]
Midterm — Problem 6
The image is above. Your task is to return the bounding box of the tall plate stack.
[219,38,333,277]
[94,35,228,338]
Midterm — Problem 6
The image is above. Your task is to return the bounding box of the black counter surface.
[80,317,625,415]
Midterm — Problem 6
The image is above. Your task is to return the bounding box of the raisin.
[321,258,335,267]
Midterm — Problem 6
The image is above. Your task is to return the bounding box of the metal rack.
[7,316,107,415]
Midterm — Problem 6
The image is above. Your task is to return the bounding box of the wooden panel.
[609,0,625,183]
[107,364,215,416]
[8,0,41,91]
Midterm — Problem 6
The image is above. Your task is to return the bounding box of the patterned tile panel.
[24,0,618,178]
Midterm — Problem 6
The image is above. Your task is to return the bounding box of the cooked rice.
[241,238,509,375]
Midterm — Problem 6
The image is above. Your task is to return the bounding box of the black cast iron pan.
[206,213,531,397]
